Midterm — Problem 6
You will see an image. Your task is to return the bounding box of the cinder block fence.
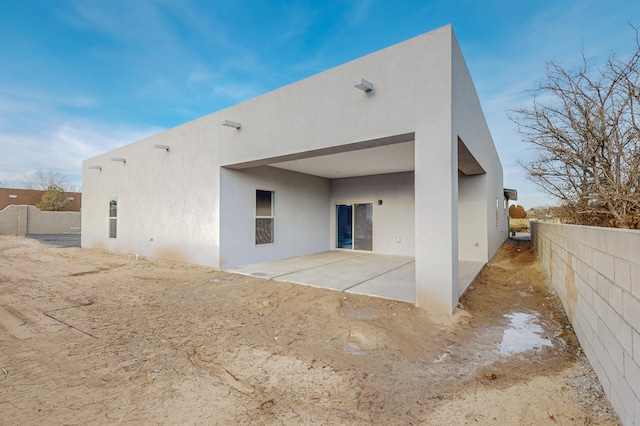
[0,205,80,236]
[531,221,640,425]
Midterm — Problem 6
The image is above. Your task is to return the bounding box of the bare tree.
[25,169,70,191]
[510,31,640,229]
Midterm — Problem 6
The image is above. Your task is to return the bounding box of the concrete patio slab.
[277,253,413,292]
[227,251,486,305]
[229,250,363,280]
[345,260,415,303]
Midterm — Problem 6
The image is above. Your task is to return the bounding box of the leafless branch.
[510,32,640,228]
[25,169,70,191]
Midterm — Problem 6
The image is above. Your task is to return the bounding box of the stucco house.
[82,25,512,314]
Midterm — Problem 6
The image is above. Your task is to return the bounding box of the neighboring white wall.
[82,114,221,267]
[531,222,640,426]
[0,205,80,235]
[329,172,414,256]
[219,166,330,268]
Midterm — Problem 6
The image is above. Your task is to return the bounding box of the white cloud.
[463,1,640,210]
[345,0,372,26]
[3,0,637,206]
[0,114,162,189]
[187,64,215,87]
[212,82,264,103]
[278,5,316,41]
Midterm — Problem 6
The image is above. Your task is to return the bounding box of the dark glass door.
[336,203,373,251]
[336,204,353,249]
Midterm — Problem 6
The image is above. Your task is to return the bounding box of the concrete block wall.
[0,205,27,235]
[0,205,80,235]
[531,221,640,425]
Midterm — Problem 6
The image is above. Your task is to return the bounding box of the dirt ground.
[0,236,621,425]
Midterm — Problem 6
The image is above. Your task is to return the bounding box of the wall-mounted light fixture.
[153,144,170,151]
[354,78,373,92]
[221,120,241,129]
[88,165,102,171]
[8,194,17,199]
[111,157,126,164]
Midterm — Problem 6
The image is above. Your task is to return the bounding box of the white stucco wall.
[329,172,415,256]
[214,26,456,313]
[82,114,221,267]
[450,31,506,263]
[82,24,506,314]
[458,171,488,262]
[219,166,330,268]
[217,27,452,168]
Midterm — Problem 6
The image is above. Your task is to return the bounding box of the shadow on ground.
[26,234,81,248]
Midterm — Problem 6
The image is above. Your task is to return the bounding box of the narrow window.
[496,197,499,227]
[109,199,117,238]
[255,190,274,245]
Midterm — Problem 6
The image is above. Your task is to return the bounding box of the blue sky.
[1,0,639,207]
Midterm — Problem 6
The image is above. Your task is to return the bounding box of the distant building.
[0,187,82,212]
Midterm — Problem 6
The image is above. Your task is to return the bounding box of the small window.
[109,199,117,238]
[255,190,274,245]
[496,197,499,227]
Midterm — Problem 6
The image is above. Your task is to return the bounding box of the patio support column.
[414,129,458,314]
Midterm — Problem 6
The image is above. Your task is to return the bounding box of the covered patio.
[226,251,484,304]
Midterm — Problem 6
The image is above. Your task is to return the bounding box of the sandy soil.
[0,236,621,425]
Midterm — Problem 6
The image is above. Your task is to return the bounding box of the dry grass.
[509,218,530,232]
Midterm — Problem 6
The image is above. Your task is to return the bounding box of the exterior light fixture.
[153,144,170,151]
[221,120,241,129]
[354,78,373,92]
[111,157,126,164]
[88,165,102,170]
[503,188,518,200]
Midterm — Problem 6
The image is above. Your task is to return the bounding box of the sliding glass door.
[336,203,373,251]
[353,203,373,251]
